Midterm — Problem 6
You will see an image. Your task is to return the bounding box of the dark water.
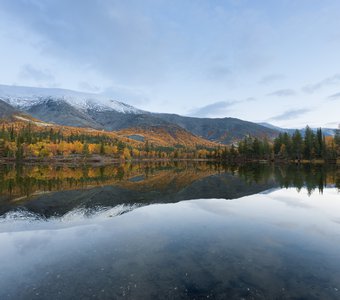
[0,163,340,299]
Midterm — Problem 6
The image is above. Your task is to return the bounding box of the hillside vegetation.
[0,120,220,161]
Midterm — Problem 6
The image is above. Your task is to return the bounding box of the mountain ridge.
[0,84,279,144]
[259,122,336,137]
[0,84,144,114]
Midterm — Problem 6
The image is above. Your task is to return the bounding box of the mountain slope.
[155,113,278,144]
[87,110,168,131]
[118,124,217,147]
[0,99,36,122]
[0,100,21,119]
[26,98,103,129]
[0,100,218,148]
[0,84,280,144]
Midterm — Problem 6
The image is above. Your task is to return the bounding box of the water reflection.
[1,162,340,299]
[0,188,340,299]
[0,162,339,219]
[0,162,218,201]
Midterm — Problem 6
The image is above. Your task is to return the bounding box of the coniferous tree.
[335,126,340,149]
[314,128,324,158]
[15,138,24,161]
[252,138,260,158]
[100,142,105,155]
[304,126,314,159]
[274,133,283,155]
[0,139,5,158]
[292,130,303,160]
[82,142,89,156]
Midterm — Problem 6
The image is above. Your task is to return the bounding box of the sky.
[0,0,340,128]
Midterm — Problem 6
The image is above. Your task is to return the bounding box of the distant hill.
[0,84,279,144]
[259,122,336,137]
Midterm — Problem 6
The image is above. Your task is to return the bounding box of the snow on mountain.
[0,84,144,114]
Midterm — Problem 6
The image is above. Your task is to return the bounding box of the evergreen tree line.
[213,126,340,162]
[272,126,340,160]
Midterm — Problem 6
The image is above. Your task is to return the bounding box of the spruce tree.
[304,126,314,159]
[292,130,303,160]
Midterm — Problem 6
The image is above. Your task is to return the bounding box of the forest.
[234,126,340,162]
[0,123,217,161]
[0,123,339,163]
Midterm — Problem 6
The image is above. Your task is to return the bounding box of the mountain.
[86,109,170,131]
[0,84,143,114]
[0,99,36,122]
[155,114,278,144]
[0,84,145,129]
[25,98,103,129]
[0,84,175,131]
[0,84,279,144]
[259,122,336,137]
[0,101,217,149]
[0,99,20,119]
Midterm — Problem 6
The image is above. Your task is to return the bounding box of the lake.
[0,162,340,299]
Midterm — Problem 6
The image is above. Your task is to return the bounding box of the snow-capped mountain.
[0,84,144,114]
[0,84,280,144]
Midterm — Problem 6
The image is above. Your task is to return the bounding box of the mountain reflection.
[0,162,339,218]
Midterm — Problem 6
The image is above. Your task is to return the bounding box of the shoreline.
[0,155,339,166]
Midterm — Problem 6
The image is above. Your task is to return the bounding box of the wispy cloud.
[267,89,296,97]
[19,64,54,82]
[303,74,340,93]
[189,98,255,117]
[206,65,231,80]
[1,0,340,127]
[259,74,285,85]
[102,85,150,106]
[324,121,340,127]
[327,92,340,101]
[269,108,310,121]
[78,81,100,93]
[189,101,234,117]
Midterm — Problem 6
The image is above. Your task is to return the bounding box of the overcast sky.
[0,0,340,128]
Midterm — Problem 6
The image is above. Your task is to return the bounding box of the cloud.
[259,74,285,85]
[189,101,234,117]
[206,65,231,80]
[101,85,149,106]
[78,81,100,93]
[0,0,280,87]
[267,89,296,97]
[327,92,340,101]
[303,74,340,93]
[189,101,237,117]
[19,64,55,82]
[269,108,310,121]
[1,0,340,128]
[324,121,340,127]
[189,98,255,117]
[0,0,170,84]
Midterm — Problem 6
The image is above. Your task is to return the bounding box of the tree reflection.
[0,162,339,201]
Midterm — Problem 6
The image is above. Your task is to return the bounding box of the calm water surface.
[0,163,339,299]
